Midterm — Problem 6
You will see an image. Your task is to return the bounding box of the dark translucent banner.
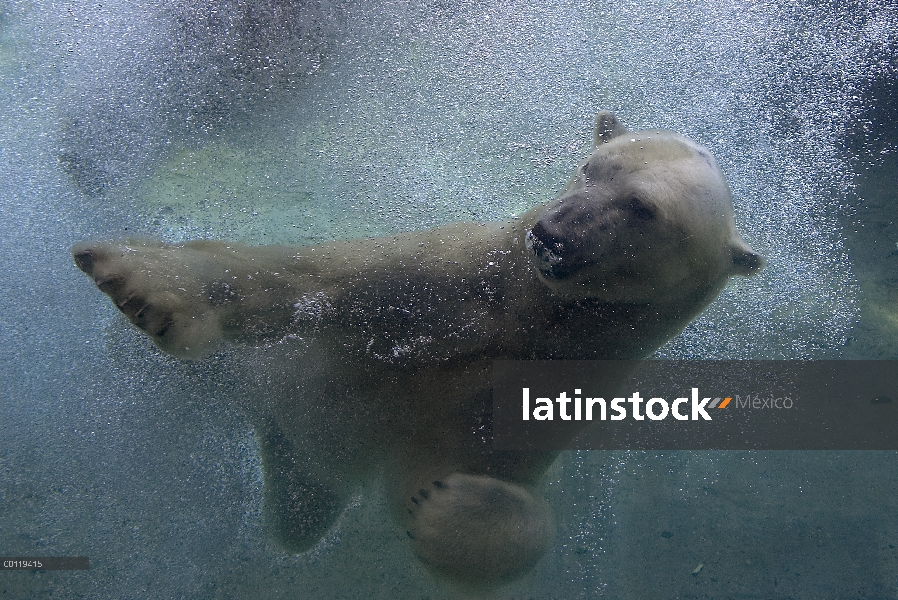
[492,361,898,450]
[1,557,89,570]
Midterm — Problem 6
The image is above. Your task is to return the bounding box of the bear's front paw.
[406,473,552,588]
[73,241,223,358]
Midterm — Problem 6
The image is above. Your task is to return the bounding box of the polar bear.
[72,111,763,587]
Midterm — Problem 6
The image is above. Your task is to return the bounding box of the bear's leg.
[403,472,553,588]
[72,240,303,358]
[257,417,352,553]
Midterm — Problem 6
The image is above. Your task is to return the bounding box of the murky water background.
[1,0,895,597]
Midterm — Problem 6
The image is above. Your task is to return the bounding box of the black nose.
[528,220,562,253]
[526,221,567,279]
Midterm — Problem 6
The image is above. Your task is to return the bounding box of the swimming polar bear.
[72,111,763,588]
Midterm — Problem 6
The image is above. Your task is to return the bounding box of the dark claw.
[115,293,142,311]
[154,315,174,338]
[95,274,126,295]
[132,304,150,330]
[72,248,96,274]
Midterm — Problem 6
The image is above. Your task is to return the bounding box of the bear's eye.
[627,197,656,221]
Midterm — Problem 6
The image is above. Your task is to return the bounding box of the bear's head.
[526,119,763,305]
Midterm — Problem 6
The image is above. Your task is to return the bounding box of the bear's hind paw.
[405,473,552,588]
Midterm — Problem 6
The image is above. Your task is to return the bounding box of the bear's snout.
[526,221,568,279]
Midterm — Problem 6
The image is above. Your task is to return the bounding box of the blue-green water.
[1,0,896,597]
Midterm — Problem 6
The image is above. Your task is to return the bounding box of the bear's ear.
[593,111,627,147]
[730,239,765,276]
